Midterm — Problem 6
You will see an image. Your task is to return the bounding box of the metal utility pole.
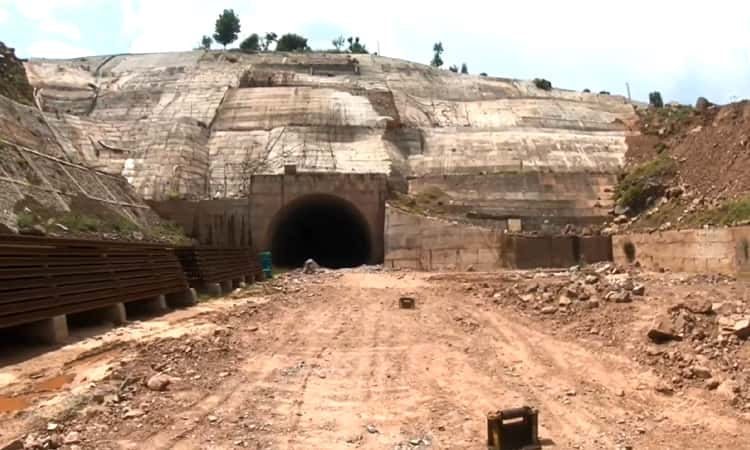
[377,41,380,55]
[626,82,632,102]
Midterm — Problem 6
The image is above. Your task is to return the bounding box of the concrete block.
[99,303,127,325]
[166,288,198,308]
[232,277,245,289]
[220,280,233,295]
[15,315,69,345]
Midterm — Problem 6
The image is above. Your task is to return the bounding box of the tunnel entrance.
[270,194,372,269]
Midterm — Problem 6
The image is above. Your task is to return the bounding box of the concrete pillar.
[200,282,222,297]
[166,288,198,308]
[126,295,169,317]
[220,280,233,295]
[232,277,244,290]
[16,315,69,345]
[101,303,127,325]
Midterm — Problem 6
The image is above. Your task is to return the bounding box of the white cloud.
[27,40,92,58]
[0,8,8,24]
[40,18,81,41]
[11,0,747,103]
[13,0,86,41]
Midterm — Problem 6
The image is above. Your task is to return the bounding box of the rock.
[607,291,631,303]
[614,204,630,216]
[55,223,69,232]
[615,389,625,397]
[613,215,629,224]
[584,275,598,285]
[690,365,712,379]
[541,306,557,315]
[346,434,363,444]
[705,378,721,390]
[208,415,219,422]
[666,186,684,199]
[303,259,319,274]
[46,423,60,431]
[716,380,740,402]
[146,373,171,391]
[631,284,645,296]
[410,438,423,446]
[647,316,681,343]
[695,96,712,110]
[733,319,750,339]
[123,408,146,419]
[366,425,378,434]
[654,381,674,395]
[558,296,572,307]
[466,265,475,272]
[62,432,80,445]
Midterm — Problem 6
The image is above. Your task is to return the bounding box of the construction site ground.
[1,268,748,450]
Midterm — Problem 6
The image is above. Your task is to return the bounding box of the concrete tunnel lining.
[269,194,373,269]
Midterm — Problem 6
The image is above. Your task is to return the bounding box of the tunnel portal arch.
[268,194,373,269]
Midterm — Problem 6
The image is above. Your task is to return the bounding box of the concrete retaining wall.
[613,227,750,275]
[385,206,612,271]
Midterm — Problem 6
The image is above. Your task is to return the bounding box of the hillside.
[611,101,750,232]
[21,50,638,232]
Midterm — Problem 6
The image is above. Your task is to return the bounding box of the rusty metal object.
[175,246,262,286]
[487,406,540,450]
[399,296,415,309]
[0,234,189,328]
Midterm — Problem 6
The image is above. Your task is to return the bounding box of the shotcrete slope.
[23,51,638,225]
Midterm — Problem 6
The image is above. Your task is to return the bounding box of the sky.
[1,0,749,104]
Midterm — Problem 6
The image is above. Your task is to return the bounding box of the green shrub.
[649,91,664,108]
[533,78,552,90]
[615,156,676,212]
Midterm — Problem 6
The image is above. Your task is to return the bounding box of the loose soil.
[1,269,748,449]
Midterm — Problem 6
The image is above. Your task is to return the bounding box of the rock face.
[19,51,637,229]
[0,42,33,105]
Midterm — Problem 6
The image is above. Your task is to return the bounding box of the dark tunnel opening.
[270,195,372,269]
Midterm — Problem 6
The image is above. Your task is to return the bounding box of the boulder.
[647,316,682,343]
[733,319,750,339]
[606,290,631,303]
[146,374,171,392]
[541,306,557,315]
[303,259,319,274]
[631,284,645,296]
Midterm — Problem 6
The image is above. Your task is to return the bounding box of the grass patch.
[145,222,192,245]
[16,212,36,229]
[688,196,750,227]
[615,156,676,212]
[58,213,102,232]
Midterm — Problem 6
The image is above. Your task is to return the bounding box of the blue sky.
[2,0,749,104]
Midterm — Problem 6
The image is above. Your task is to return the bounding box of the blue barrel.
[260,251,273,279]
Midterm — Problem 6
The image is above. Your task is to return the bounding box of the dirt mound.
[613,102,750,231]
[0,42,33,105]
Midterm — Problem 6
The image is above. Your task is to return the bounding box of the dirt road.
[1,270,747,449]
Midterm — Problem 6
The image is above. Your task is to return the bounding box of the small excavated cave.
[270,194,372,269]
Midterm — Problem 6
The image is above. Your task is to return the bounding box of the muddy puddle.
[0,373,75,414]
